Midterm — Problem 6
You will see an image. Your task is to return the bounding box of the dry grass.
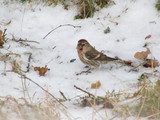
[117,73,160,120]
[6,0,113,19]
[133,81,160,119]
[0,96,60,120]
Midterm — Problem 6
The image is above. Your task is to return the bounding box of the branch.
[14,38,39,44]
[43,24,81,39]
[74,85,95,97]
[59,90,68,101]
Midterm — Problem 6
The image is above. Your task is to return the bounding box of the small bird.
[76,39,118,67]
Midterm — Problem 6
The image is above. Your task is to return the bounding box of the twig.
[109,20,118,25]
[21,75,67,108]
[26,53,32,73]
[43,24,81,39]
[74,85,95,97]
[14,38,39,44]
[2,29,7,42]
[59,91,68,101]
[6,53,21,57]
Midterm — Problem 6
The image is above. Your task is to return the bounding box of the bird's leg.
[76,66,92,75]
[84,65,93,72]
[84,66,92,73]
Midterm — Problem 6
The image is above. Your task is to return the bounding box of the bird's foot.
[76,67,92,75]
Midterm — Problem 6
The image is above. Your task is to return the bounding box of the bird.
[76,39,118,67]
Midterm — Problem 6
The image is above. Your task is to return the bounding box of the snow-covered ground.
[0,0,160,119]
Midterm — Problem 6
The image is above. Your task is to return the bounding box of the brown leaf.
[0,30,2,40]
[124,60,132,65]
[143,59,159,68]
[91,81,101,89]
[134,49,150,60]
[103,101,114,109]
[82,99,93,107]
[0,30,4,47]
[120,60,133,66]
[145,35,151,40]
[34,65,50,76]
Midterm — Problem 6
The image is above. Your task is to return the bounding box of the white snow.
[0,0,160,119]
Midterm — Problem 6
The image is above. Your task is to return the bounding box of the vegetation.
[0,1,160,119]
[122,73,160,119]
[17,0,112,19]
[133,80,160,118]
[74,0,111,19]
[156,0,160,10]
[0,96,60,120]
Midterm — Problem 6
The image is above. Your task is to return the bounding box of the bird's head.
[77,39,91,53]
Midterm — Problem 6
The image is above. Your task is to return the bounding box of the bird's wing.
[85,51,118,61]
[85,51,101,60]
[95,53,118,61]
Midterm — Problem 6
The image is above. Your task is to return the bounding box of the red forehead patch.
[78,39,88,43]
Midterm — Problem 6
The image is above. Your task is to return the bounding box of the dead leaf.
[0,30,4,47]
[143,59,159,68]
[145,35,151,40]
[123,60,133,66]
[91,81,101,89]
[34,65,50,76]
[103,101,114,109]
[82,99,93,107]
[134,49,150,60]
[81,96,105,107]
[0,30,2,40]
[120,60,133,66]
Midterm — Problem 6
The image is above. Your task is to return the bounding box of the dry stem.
[43,24,81,39]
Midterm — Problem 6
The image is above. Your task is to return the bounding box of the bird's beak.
[80,45,83,50]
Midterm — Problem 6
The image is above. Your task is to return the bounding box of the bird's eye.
[82,44,85,46]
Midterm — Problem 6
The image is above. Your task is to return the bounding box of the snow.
[0,0,160,119]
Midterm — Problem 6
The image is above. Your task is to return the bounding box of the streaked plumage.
[77,39,118,67]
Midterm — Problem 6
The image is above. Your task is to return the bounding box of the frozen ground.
[0,0,160,119]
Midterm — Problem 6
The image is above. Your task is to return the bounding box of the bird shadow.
[75,66,93,75]
[75,63,139,76]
